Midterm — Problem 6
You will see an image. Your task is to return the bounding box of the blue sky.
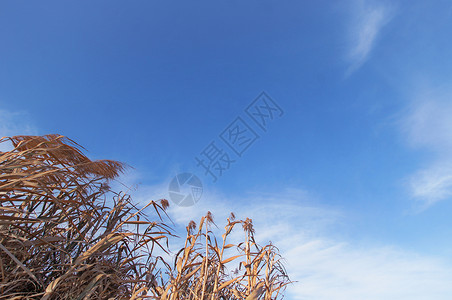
[2,0,452,298]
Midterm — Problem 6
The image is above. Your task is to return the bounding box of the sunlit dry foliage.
[0,135,290,299]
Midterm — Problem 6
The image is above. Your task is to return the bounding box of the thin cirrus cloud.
[401,87,452,209]
[409,162,452,209]
[285,238,452,300]
[0,108,37,152]
[136,186,452,300]
[346,0,395,75]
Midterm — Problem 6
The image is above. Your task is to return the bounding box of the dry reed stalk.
[0,135,291,300]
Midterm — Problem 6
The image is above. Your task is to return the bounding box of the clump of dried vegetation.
[0,135,290,299]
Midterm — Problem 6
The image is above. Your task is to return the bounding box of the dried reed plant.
[0,135,290,299]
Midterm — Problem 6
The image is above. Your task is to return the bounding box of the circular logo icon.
[168,173,203,207]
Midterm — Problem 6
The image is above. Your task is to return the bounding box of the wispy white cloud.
[346,0,395,74]
[0,108,37,152]
[409,161,452,209]
[401,86,452,209]
[131,186,452,299]
[285,239,452,300]
[239,191,452,299]
[403,93,452,152]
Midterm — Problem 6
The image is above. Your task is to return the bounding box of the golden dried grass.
[0,135,290,299]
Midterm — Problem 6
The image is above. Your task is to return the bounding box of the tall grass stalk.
[0,135,291,299]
